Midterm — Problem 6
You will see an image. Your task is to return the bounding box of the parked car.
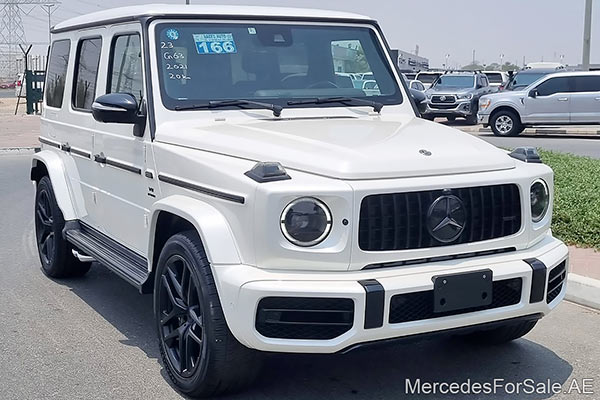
[422,71,496,124]
[483,71,509,88]
[479,71,600,136]
[32,4,568,397]
[525,62,566,70]
[415,71,442,89]
[361,79,380,95]
[408,79,426,91]
[503,68,562,92]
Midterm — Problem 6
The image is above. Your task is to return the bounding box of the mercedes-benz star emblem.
[426,195,466,243]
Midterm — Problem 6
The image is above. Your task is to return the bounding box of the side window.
[572,76,600,92]
[108,34,144,103]
[73,37,102,110]
[535,77,571,96]
[45,40,71,108]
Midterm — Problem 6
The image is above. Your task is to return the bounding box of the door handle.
[595,97,600,101]
[557,97,569,101]
[94,153,106,164]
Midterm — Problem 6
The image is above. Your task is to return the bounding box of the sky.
[20,0,600,68]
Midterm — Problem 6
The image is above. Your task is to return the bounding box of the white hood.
[155,115,515,180]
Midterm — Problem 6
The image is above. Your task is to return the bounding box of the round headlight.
[281,197,332,247]
[530,179,549,222]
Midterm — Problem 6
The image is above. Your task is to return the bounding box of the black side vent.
[389,278,522,324]
[256,297,354,340]
[547,261,567,304]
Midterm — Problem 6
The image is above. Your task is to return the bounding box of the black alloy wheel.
[158,254,205,378]
[34,176,90,278]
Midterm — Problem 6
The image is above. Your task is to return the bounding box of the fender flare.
[148,195,241,269]
[31,151,78,221]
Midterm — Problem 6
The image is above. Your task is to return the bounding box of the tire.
[34,176,91,278]
[490,110,523,136]
[447,116,456,122]
[461,319,538,345]
[465,114,478,125]
[154,230,261,397]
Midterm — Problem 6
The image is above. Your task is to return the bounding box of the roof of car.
[52,4,373,33]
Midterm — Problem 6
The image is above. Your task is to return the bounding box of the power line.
[0,0,59,78]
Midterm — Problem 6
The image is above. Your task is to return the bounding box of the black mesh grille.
[431,95,456,103]
[256,297,354,340]
[547,261,567,304]
[359,184,522,251]
[389,278,522,324]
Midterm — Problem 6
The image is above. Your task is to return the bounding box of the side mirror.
[529,89,538,98]
[410,88,427,114]
[92,93,143,124]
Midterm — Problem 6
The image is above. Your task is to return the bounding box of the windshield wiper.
[174,99,283,117]
[287,97,383,113]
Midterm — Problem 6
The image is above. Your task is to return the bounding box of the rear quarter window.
[45,40,71,108]
[72,37,102,111]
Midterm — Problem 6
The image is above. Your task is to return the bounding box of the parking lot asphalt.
[1,154,599,399]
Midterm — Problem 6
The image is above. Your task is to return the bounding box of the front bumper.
[423,100,473,117]
[214,234,568,353]
[478,113,491,125]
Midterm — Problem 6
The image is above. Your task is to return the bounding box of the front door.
[522,76,571,124]
[91,26,154,255]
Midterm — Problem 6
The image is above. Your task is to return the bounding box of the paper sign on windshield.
[193,33,237,55]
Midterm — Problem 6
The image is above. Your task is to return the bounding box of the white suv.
[32,5,569,397]
[479,71,600,136]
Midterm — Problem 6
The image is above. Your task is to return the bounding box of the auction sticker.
[193,33,237,54]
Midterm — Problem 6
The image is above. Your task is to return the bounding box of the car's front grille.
[431,95,456,103]
[429,104,457,110]
[256,297,354,339]
[359,184,522,251]
[389,278,522,324]
[547,261,567,303]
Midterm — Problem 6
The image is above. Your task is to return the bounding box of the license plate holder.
[433,269,493,313]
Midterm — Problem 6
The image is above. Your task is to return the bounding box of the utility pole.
[472,49,475,65]
[582,0,593,71]
[0,0,59,80]
[500,53,504,66]
[444,53,450,70]
[41,2,59,44]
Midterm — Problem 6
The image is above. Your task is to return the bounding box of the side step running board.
[65,222,152,293]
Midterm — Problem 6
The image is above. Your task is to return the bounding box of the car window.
[416,73,440,83]
[155,23,402,110]
[535,77,571,96]
[433,75,474,88]
[108,34,144,104]
[485,73,503,84]
[73,37,102,110]
[572,75,600,92]
[45,40,71,108]
[481,75,489,86]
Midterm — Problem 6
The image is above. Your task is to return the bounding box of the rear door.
[570,75,600,123]
[522,76,571,123]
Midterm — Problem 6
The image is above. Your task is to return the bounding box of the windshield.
[432,75,475,88]
[416,73,440,83]
[155,22,402,110]
[507,72,547,90]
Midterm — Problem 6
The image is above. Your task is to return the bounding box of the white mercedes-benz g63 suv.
[32,5,569,397]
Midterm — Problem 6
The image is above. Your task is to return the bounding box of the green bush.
[540,150,600,250]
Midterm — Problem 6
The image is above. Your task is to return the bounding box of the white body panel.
[36,6,569,353]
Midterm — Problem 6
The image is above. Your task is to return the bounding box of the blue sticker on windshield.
[193,33,237,55]
[166,29,180,40]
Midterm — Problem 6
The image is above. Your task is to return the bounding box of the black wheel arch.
[31,159,49,182]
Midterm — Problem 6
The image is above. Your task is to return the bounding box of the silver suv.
[479,71,600,136]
